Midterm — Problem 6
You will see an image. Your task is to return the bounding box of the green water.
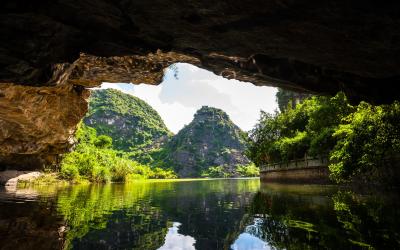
[0,179,399,250]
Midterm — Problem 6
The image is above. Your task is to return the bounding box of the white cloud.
[100,63,278,133]
[231,233,271,250]
[158,222,196,250]
[95,82,123,91]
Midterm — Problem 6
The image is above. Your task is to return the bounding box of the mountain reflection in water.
[0,179,399,250]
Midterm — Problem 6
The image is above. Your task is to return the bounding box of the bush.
[60,123,177,182]
[149,167,177,179]
[236,164,259,177]
[111,158,136,182]
[329,101,400,183]
[94,135,113,148]
[201,166,228,178]
[247,93,353,166]
[276,131,311,161]
[60,162,80,180]
[249,92,400,184]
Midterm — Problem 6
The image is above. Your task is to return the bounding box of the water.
[0,179,399,250]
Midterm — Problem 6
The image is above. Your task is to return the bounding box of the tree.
[249,91,400,184]
[329,101,400,183]
[94,135,113,148]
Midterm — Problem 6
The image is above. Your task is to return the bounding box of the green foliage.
[236,163,260,177]
[71,94,253,180]
[149,167,177,179]
[199,163,258,178]
[201,166,230,178]
[60,123,177,182]
[329,101,400,183]
[94,135,112,149]
[60,89,179,182]
[154,106,251,177]
[248,93,353,166]
[60,146,112,183]
[85,89,172,152]
[246,111,280,166]
[276,131,311,161]
[60,163,80,180]
[249,91,400,184]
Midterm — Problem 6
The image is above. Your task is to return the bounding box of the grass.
[17,174,259,188]
[17,173,71,188]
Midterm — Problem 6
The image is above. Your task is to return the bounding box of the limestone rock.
[156,106,250,177]
[0,170,42,187]
[0,84,89,169]
[1,0,400,103]
[1,0,400,169]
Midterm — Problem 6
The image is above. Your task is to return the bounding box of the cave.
[1,0,400,170]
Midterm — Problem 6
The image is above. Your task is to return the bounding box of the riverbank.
[0,170,260,189]
[0,170,46,186]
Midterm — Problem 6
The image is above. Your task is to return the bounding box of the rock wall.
[0,84,89,170]
[0,51,197,170]
[260,167,331,184]
[2,0,400,103]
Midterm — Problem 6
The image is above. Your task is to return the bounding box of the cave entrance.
[81,62,278,178]
[97,63,278,134]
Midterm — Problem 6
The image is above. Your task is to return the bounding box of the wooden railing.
[260,156,328,172]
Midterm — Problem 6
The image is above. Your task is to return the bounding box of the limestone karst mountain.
[153,106,250,177]
[84,89,172,152]
[84,91,251,177]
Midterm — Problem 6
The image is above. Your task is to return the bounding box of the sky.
[100,63,278,133]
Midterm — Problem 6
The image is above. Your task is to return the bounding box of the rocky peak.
[155,106,250,177]
[193,106,230,123]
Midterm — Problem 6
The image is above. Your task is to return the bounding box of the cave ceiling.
[1,0,399,103]
[1,0,400,169]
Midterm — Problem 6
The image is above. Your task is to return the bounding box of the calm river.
[0,178,399,249]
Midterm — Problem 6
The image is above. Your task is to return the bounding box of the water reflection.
[0,180,399,250]
[242,184,400,249]
[231,218,271,250]
[158,222,196,250]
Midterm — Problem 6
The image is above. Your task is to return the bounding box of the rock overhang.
[1,0,400,169]
[1,0,400,103]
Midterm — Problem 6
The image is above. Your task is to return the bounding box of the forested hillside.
[152,106,255,177]
[84,89,172,151]
[61,90,257,181]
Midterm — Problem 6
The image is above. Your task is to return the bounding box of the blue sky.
[100,63,278,133]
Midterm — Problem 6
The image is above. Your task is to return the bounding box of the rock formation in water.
[155,106,250,177]
[84,88,171,152]
[1,1,400,169]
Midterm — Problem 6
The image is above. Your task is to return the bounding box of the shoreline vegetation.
[247,91,400,186]
[59,123,178,183]
[16,172,260,188]
[12,89,399,188]
[17,122,259,186]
